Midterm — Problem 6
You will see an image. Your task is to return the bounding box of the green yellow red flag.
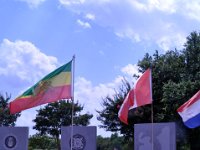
[9,60,72,114]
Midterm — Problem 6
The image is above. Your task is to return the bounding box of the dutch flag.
[177,90,200,128]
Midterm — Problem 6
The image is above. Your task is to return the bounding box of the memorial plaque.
[0,127,29,150]
[61,126,96,150]
[134,122,176,150]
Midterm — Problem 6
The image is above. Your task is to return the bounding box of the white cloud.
[128,0,177,14]
[74,75,126,136]
[126,0,200,22]
[120,64,140,85]
[0,39,60,136]
[115,28,141,43]
[85,13,95,20]
[77,19,91,28]
[73,63,141,136]
[59,0,200,23]
[121,64,141,77]
[4,44,138,136]
[16,109,38,135]
[74,77,117,114]
[16,74,124,137]
[138,0,200,22]
[15,0,198,51]
[157,33,186,51]
[59,0,85,6]
[0,39,142,137]
[184,1,200,22]
[58,0,200,51]
[0,39,58,83]
[59,0,112,6]
[16,0,46,8]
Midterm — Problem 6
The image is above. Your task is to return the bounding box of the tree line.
[0,31,200,149]
[97,31,200,149]
[0,95,92,150]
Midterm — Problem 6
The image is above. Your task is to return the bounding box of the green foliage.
[33,100,93,150]
[97,31,200,149]
[0,93,20,126]
[97,136,111,150]
[137,31,200,149]
[183,31,200,81]
[97,80,137,140]
[97,133,133,150]
[28,134,57,150]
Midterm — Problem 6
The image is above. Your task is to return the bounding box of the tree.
[0,93,20,126]
[97,31,200,149]
[97,80,136,140]
[33,100,93,150]
[97,133,133,150]
[97,79,152,140]
[29,134,57,150]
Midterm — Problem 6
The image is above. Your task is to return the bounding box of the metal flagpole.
[150,68,154,150]
[151,102,154,150]
[70,55,75,150]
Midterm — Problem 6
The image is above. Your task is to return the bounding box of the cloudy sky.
[0,0,200,137]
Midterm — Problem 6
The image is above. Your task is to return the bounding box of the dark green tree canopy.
[33,100,93,136]
[33,100,93,149]
[97,31,200,148]
[97,133,133,150]
[28,134,57,150]
[0,93,20,126]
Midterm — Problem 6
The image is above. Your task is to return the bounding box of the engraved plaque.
[61,126,96,150]
[134,122,176,150]
[0,127,29,150]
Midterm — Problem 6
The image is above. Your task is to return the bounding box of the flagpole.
[150,68,154,150]
[151,102,154,150]
[70,55,75,150]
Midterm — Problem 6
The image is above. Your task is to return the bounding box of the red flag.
[118,69,152,124]
[118,89,134,124]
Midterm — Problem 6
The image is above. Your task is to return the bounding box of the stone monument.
[0,127,29,150]
[134,122,176,150]
[61,126,97,150]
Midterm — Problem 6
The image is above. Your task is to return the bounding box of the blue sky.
[0,0,200,137]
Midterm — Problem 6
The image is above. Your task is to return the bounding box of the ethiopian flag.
[9,60,72,114]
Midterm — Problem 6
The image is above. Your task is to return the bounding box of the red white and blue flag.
[177,90,200,128]
[118,69,152,124]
